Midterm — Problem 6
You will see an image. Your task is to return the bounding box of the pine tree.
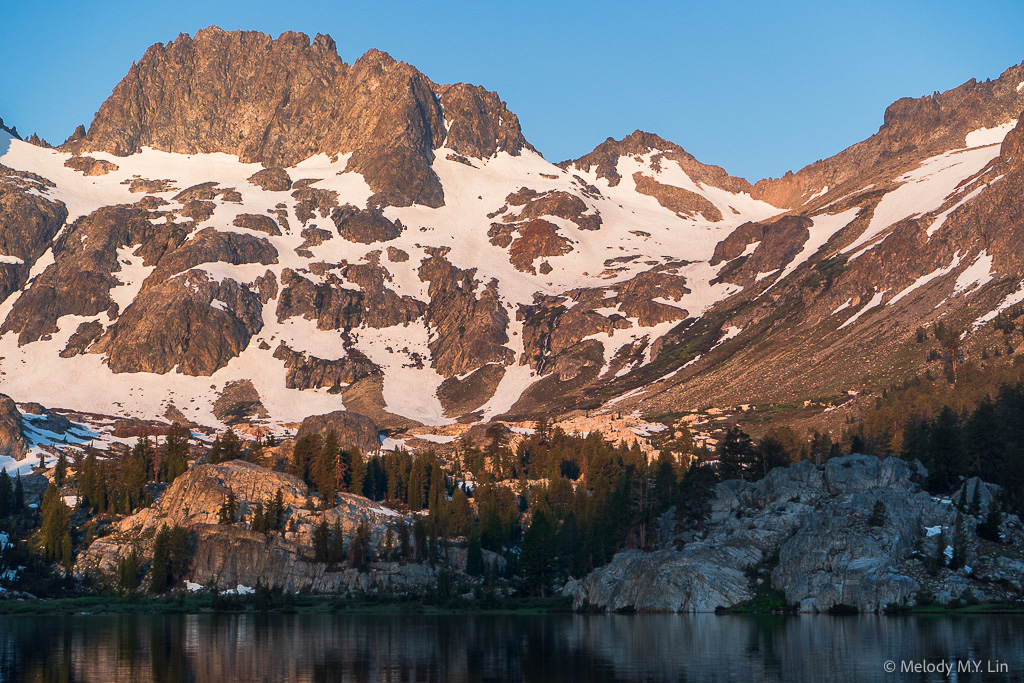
[810,430,834,465]
[312,520,330,563]
[396,519,411,560]
[0,469,11,517]
[383,524,395,562]
[118,547,140,592]
[312,433,340,507]
[927,406,968,493]
[77,448,106,514]
[950,513,968,570]
[54,451,68,488]
[119,440,149,511]
[447,488,473,537]
[413,517,428,561]
[754,436,790,480]
[61,531,73,573]
[164,422,190,482]
[218,490,238,524]
[251,500,266,532]
[39,485,71,563]
[676,464,719,531]
[969,483,982,516]
[428,460,447,518]
[349,520,371,572]
[717,426,756,481]
[466,528,484,576]
[408,457,429,511]
[328,521,345,566]
[273,488,285,530]
[290,434,321,484]
[14,473,24,512]
[151,525,172,593]
[349,448,367,496]
[977,501,1003,542]
[520,508,556,596]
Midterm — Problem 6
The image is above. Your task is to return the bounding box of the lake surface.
[1,612,1022,682]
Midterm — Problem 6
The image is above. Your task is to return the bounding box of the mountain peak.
[62,28,532,208]
[560,129,752,195]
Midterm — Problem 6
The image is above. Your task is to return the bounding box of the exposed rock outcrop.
[0,165,69,303]
[75,460,437,594]
[273,342,379,390]
[436,83,532,159]
[212,380,270,422]
[418,250,514,377]
[1,204,182,345]
[91,270,265,375]
[64,155,118,176]
[145,227,278,285]
[63,28,531,209]
[295,410,380,454]
[562,130,752,194]
[232,213,281,235]
[331,204,402,243]
[751,62,1024,207]
[274,267,427,331]
[0,394,28,460]
[246,167,292,192]
[572,455,1023,613]
[632,172,723,222]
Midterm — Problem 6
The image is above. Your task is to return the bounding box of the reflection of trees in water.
[2,613,1024,682]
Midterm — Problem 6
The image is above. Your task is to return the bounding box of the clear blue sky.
[2,0,1023,182]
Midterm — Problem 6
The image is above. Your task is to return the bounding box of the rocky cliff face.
[0,165,68,304]
[75,460,440,594]
[62,27,530,209]
[0,393,27,460]
[571,455,1024,613]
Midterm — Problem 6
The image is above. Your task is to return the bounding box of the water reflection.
[1,613,1023,682]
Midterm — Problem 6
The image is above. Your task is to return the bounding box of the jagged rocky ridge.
[0,29,1022,432]
[570,455,1024,612]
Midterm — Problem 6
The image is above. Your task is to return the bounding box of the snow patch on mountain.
[838,289,888,329]
[953,251,994,295]
[775,208,860,286]
[973,280,1024,329]
[843,145,1002,259]
[964,120,1017,148]
[887,253,964,306]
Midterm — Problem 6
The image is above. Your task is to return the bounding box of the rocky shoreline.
[569,455,1024,613]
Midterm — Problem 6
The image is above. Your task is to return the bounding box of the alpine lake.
[2,611,1023,682]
